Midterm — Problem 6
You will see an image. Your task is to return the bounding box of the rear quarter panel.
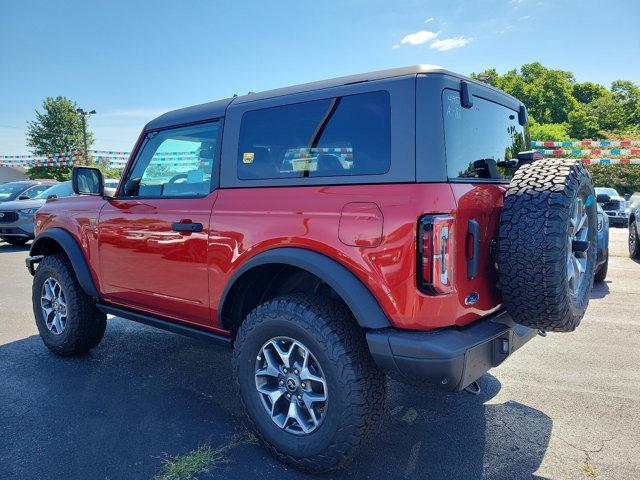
[210,183,502,331]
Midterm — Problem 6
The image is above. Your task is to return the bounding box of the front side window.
[443,89,528,181]
[237,91,390,180]
[123,121,219,197]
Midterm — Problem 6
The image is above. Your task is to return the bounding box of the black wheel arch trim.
[218,247,392,330]
[29,228,100,298]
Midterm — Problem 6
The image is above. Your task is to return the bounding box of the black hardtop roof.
[145,65,523,130]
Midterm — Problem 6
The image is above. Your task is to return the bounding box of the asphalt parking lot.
[1,228,639,480]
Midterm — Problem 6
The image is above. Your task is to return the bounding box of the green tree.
[25,96,94,181]
[611,80,640,126]
[567,105,601,139]
[573,81,608,104]
[528,118,570,141]
[588,94,628,132]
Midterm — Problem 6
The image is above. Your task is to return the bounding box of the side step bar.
[96,302,232,347]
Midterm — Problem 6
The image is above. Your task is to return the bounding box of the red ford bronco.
[26,65,597,472]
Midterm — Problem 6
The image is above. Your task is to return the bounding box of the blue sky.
[1,0,639,153]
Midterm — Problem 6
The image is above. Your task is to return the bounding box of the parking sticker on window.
[242,152,255,164]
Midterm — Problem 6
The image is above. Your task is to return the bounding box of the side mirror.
[516,150,543,163]
[72,167,104,196]
[596,193,611,203]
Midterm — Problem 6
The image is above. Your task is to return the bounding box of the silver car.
[0,181,74,246]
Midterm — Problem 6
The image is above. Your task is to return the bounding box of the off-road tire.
[32,253,106,356]
[1,236,29,246]
[233,293,386,473]
[594,259,608,283]
[498,159,597,332]
[629,220,640,259]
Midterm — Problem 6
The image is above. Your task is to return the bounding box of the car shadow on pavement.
[0,243,30,253]
[591,280,610,299]
[0,319,552,480]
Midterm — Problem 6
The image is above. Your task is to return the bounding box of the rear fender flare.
[218,247,392,330]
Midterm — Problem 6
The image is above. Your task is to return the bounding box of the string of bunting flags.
[0,150,200,168]
[2,142,640,168]
[533,140,640,165]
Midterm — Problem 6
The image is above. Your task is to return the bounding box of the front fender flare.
[218,247,392,330]
[30,228,100,298]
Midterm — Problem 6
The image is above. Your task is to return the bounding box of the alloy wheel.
[40,277,67,335]
[254,336,328,435]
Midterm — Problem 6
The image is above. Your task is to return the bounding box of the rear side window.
[443,89,527,181]
[237,91,390,180]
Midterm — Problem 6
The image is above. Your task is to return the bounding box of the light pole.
[76,108,96,165]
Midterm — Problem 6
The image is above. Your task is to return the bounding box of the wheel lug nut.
[283,368,288,373]
[301,382,306,388]
[279,380,284,386]
[286,393,291,399]
[294,369,299,375]
[297,394,303,400]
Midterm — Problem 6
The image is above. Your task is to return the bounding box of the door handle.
[466,219,480,279]
[171,221,203,233]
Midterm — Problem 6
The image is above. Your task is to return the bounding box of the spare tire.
[498,159,597,332]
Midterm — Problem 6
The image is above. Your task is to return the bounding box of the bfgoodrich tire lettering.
[498,159,597,332]
[233,293,386,472]
[32,253,106,356]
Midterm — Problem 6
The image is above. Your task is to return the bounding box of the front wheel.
[32,254,107,356]
[233,294,386,473]
[594,259,608,283]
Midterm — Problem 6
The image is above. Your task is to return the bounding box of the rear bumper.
[366,310,536,391]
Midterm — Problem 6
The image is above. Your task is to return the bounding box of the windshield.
[595,187,619,197]
[0,183,26,201]
[443,90,528,182]
[34,182,74,199]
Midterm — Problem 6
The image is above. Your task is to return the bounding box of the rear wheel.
[32,254,106,356]
[629,221,640,259]
[1,236,29,246]
[233,294,386,472]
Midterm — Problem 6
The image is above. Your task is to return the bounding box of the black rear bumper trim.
[366,310,536,391]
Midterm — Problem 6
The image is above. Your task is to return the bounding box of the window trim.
[115,118,223,200]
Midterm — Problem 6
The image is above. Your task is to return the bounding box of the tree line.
[472,62,640,141]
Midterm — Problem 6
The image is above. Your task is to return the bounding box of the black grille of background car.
[0,212,19,223]
[601,200,621,211]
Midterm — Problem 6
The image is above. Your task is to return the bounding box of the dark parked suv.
[26,66,597,472]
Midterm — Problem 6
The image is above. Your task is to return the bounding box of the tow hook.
[464,380,481,396]
[538,329,547,337]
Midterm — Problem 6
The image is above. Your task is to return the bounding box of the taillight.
[417,215,455,294]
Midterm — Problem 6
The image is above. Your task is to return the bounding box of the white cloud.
[519,15,531,20]
[496,25,514,34]
[425,17,435,23]
[400,30,439,46]
[430,37,473,51]
[392,44,400,49]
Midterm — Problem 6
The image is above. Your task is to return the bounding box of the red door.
[97,194,217,327]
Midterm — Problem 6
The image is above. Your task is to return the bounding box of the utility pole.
[76,108,96,165]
